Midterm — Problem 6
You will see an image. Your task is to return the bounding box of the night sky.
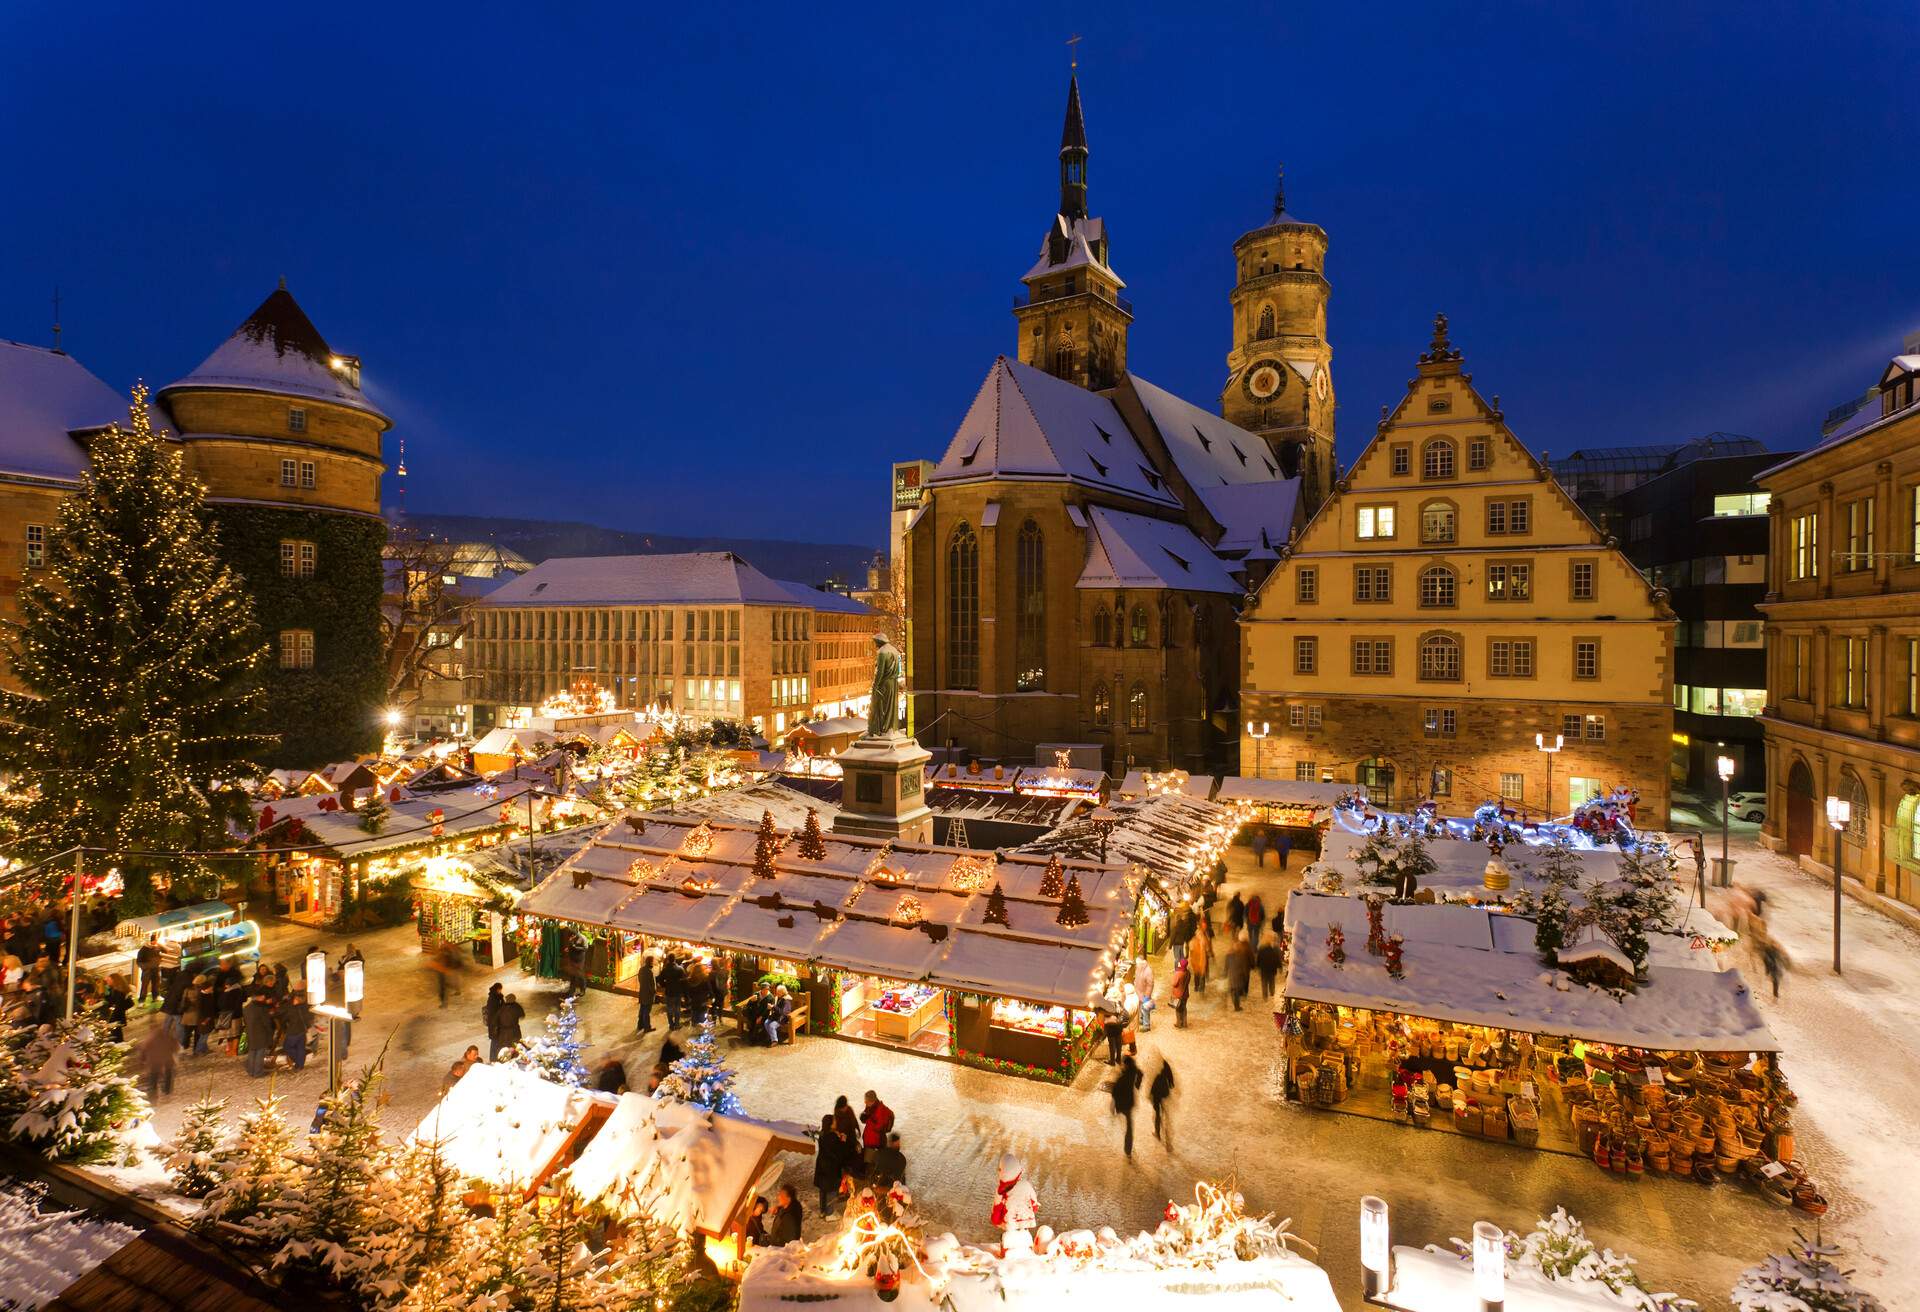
[1,3,1913,548]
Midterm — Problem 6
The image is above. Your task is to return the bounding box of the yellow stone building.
[1757,350,1920,910]
[1240,316,1675,825]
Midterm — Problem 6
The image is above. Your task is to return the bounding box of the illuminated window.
[1288,704,1304,728]
[1500,772,1524,801]
[1431,767,1453,797]
[1295,760,1318,782]
[1355,505,1396,539]
[1843,497,1874,571]
[24,524,45,568]
[1791,512,1818,579]
[1092,683,1111,727]
[279,630,315,669]
[1834,635,1869,708]
[1127,683,1148,731]
[1129,606,1149,646]
[1711,492,1771,517]
[1584,713,1606,741]
[946,523,978,689]
[1420,501,1456,544]
[1423,708,1455,738]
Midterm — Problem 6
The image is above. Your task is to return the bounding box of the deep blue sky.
[2,3,1913,547]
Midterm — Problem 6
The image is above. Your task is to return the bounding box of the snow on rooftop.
[1078,505,1242,594]
[161,287,388,421]
[930,357,1179,507]
[1128,373,1287,487]
[410,1062,609,1188]
[568,1094,801,1237]
[480,551,868,611]
[1195,481,1300,554]
[1280,890,1776,1052]
[1023,214,1123,283]
[0,341,128,483]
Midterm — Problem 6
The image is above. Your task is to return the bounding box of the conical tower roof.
[1061,75,1088,152]
[160,283,387,421]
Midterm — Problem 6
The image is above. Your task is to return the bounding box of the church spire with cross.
[1059,74,1089,220]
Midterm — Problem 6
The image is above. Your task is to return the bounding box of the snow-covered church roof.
[159,285,388,421]
[1127,374,1282,485]
[0,340,129,483]
[1077,505,1241,594]
[1195,481,1300,555]
[1023,214,1122,283]
[930,357,1179,508]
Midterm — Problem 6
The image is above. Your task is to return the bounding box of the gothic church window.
[1129,605,1149,646]
[947,523,979,690]
[1015,519,1046,691]
[1092,682,1112,728]
[1257,305,1275,340]
[1127,683,1149,731]
[1092,605,1112,646]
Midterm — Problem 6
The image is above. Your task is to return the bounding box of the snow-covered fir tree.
[512,994,590,1086]
[360,1137,468,1305]
[0,387,271,913]
[262,1064,395,1294]
[1588,844,1681,975]
[655,1017,743,1115]
[203,1093,300,1228]
[165,1091,232,1197]
[1468,1208,1695,1312]
[1511,839,1582,960]
[1732,1235,1885,1312]
[9,1011,149,1163]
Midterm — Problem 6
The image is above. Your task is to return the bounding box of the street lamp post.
[1714,752,1736,899]
[1534,732,1563,822]
[1825,795,1850,974]
[1245,720,1270,780]
[309,950,364,1098]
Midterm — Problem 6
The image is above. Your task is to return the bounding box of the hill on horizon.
[395,512,879,587]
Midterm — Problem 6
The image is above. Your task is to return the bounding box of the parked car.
[1727,791,1766,822]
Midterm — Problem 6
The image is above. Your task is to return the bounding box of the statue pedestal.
[832,733,933,845]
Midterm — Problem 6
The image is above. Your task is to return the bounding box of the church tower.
[1221,168,1336,512]
[1013,76,1131,391]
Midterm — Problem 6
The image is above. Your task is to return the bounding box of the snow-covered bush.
[165,1092,232,1197]
[1445,1208,1696,1311]
[1731,1235,1885,1312]
[7,1013,149,1164]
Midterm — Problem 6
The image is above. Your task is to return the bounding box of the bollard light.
[1359,1196,1390,1298]
[344,958,364,1005]
[305,949,328,1005]
[1472,1221,1506,1311]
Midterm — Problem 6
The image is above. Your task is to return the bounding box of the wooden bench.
[730,995,810,1045]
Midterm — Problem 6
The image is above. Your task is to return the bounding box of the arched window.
[1127,683,1149,731]
[1840,771,1870,847]
[1055,331,1074,377]
[1092,604,1112,646]
[1129,605,1150,646]
[1419,565,1457,608]
[1159,596,1178,648]
[1015,519,1045,690]
[1257,305,1276,340]
[1421,439,1456,480]
[1091,682,1112,728]
[1193,603,1211,648]
[1420,499,1457,544]
[1419,634,1462,681]
[946,523,979,689]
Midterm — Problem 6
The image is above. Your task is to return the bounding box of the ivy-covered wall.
[208,506,386,767]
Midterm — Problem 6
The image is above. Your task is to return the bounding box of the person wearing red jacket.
[860,1089,894,1166]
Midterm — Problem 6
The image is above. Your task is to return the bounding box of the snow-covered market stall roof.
[770,774,1083,831]
[663,780,844,829]
[411,1061,605,1192]
[248,781,544,862]
[1017,793,1241,891]
[522,813,1138,1010]
[567,1091,812,1237]
[1280,890,1777,1053]
[1213,777,1349,811]
[927,762,1107,800]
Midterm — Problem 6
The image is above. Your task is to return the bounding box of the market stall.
[411,855,522,967]
[1214,777,1342,858]
[1278,889,1796,1191]
[517,812,1136,1081]
[81,901,260,981]
[410,1062,609,1197]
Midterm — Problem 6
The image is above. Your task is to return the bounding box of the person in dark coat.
[659,1030,685,1068]
[1148,1058,1176,1145]
[1255,938,1282,999]
[768,1186,804,1245]
[1169,901,1196,953]
[1251,829,1268,867]
[1109,1055,1143,1158]
[243,993,276,1076]
[1101,1001,1124,1064]
[1275,832,1293,870]
[1226,892,1246,934]
[135,936,162,1004]
[658,955,686,1030]
[159,969,190,1046]
[870,1132,907,1190]
[281,995,312,1071]
[484,983,506,1058]
[1170,959,1190,1028]
[593,1056,627,1093]
[635,955,657,1034]
[494,993,525,1056]
[101,975,133,1041]
[813,1113,850,1215]
[742,1195,770,1248]
[1225,932,1252,1011]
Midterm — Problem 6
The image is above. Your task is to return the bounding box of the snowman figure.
[990,1151,1039,1251]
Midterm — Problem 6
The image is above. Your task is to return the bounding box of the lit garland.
[893,893,925,926]
[947,854,993,892]
[679,821,714,858]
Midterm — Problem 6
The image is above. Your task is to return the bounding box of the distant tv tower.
[394,436,408,521]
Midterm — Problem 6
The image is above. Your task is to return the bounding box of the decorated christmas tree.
[262,1063,395,1294]
[1040,853,1065,899]
[982,882,1010,927]
[1056,874,1090,928]
[357,791,391,835]
[753,809,783,876]
[9,1011,150,1164]
[1732,1234,1885,1312]
[166,1091,232,1197]
[204,1094,301,1226]
[654,1017,743,1115]
[513,994,590,1087]
[0,387,271,913]
[796,807,828,860]
[361,1137,469,1304]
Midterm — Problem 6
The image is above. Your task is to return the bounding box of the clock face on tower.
[1244,359,1286,402]
[1314,368,1330,401]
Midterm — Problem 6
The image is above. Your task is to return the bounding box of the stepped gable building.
[1239,315,1675,825]
[0,284,391,766]
[468,551,879,738]
[906,76,1306,775]
[1757,349,1920,911]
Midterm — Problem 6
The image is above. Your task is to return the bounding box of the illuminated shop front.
[519,812,1131,1081]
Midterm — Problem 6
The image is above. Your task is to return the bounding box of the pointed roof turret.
[1061,74,1088,152]
[1057,76,1090,220]
[159,284,388,421]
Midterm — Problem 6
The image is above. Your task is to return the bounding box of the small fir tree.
[655,1017,743,1115]
[204,1093,301,1227]
[1056,874,1090,928]
[361,1137,469,1304]
[0,387,272,913]
[166,1091,232,1197]
[512,994,590,1087]
[357,791,391,835]
[752,808,783,876]
[9,1010,150,1164]
[264,1063,394,1293]
[1732,1234,1884,1312]
[1039,853,1065,899]
[1529,839,1582,960]
[982,882,1010,927]
[796,807,828,860]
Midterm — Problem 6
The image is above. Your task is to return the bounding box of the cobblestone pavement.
[120,838,1910,1309]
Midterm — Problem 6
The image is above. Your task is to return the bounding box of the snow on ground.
[82,834,1914,1310]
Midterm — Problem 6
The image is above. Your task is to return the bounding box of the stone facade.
[1240,315,1675,825]
[1757,353,1920,909]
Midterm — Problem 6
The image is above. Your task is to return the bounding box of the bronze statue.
[867,633,903,737]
